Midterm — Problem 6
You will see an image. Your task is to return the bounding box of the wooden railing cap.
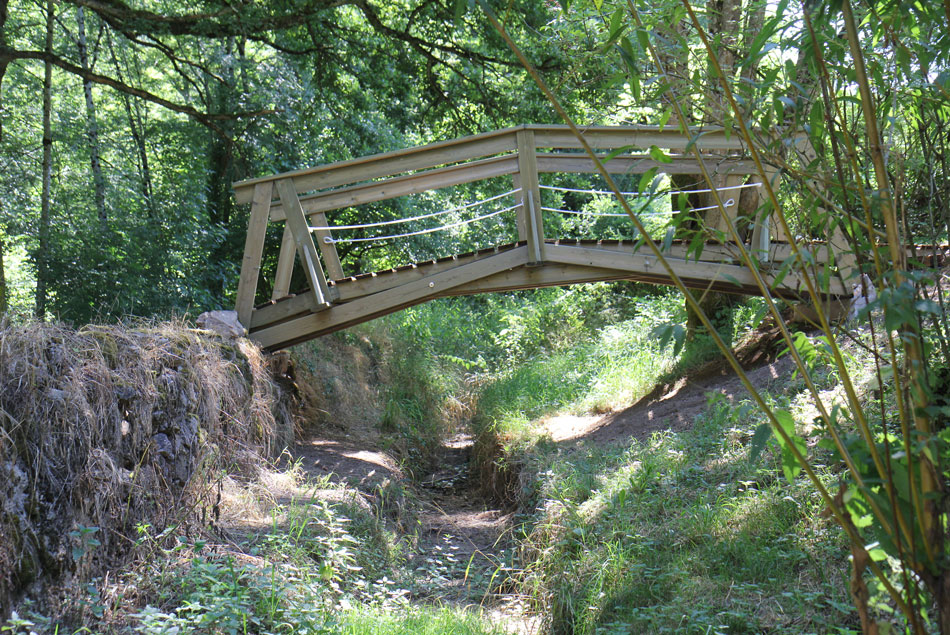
[232,124,750,205]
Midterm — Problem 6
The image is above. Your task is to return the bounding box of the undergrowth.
[514,392,853,634]
[1,283,867,634]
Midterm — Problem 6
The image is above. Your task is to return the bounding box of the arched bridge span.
[233,124,857,351]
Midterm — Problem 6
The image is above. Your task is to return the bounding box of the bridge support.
[515,130,545,264]
[276,178,332,309]
[235,181,274,329]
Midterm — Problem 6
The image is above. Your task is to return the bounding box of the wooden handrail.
[267,154,519,221]
[234,128,519,204]
[233,124,747,204]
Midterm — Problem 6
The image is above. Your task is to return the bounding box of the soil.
[549,355,795,446]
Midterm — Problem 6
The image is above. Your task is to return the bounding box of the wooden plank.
[750,171,773,262]
[251,246,529,349]
[250,239,839,330]
[276,178,330,308]
[516,130,544,263]
[434,263,787,298]
[512,172,528,241]
[311,212,344,280]
[436,263,629,296]
[250,243,527,329]
[234,181,273,329]
[544,243,847,297]
[272,224,296,300]
[829,222,858,281]
[235,125,750,205]
[268,155,519,221]
[535,154,756,176]
[234,130,519,204]
[704,173,744,233]
[529,125,746,151]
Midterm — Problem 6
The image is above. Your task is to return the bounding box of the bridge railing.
[231,124,771,330]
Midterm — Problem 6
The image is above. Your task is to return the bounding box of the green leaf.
[750,423,772,462]
[638,167,659,195]
[635,28,651,52]
[915,299,941,315]
[600,9,628,52]
[720,273,744,288]
[616,38,641,101]
[603,145,634,163]
[649,145,673,164]
[662,227,675,252]
[653,323,686,356]
[773,410,806,484]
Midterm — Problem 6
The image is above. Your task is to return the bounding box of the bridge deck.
[247,239,851,350]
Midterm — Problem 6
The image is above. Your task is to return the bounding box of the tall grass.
[517,385,854,634]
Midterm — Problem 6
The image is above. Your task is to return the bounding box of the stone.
[196,310,246,339]
[151,433,174,459]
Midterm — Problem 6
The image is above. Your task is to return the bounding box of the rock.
[152,433,174,459]
[196,310,246,339]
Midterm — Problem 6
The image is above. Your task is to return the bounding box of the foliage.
[0,0,589,322]
[484,0,950,629]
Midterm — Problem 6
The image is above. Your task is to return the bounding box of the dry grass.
[0,319,294,619]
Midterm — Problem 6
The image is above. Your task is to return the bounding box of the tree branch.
[63,0,354,38]
[0,46,276,137]
[354,0,525,69]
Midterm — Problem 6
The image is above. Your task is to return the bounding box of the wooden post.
[750,169,776,263]
[706,173,743,235]
[235,181,273,329]
[276,178,331,308]
[511,171,528,242]
[516,129,544,263]
[829,220,858,283]
[311,211,344,280]
[271,224,295,300]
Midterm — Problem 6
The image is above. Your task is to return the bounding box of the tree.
[0,0,570,322]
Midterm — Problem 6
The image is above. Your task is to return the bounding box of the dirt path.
[290,430,538,632]
[545,355,795,445]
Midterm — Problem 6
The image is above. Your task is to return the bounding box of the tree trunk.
[77,6,107,228]
[682,0,743,340]
[0,0,9,143]
[205,38,238,296]
[35,0,54,319]
[0,230,7,314]
[1,0,9,314]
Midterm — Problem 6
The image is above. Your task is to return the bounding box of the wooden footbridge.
[233,125,852,351]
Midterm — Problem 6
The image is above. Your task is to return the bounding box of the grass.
[513,392,855,634]
[473,290,689,443]
[337,606,509,635]
[2,284,884,634]
[2,456,505,635]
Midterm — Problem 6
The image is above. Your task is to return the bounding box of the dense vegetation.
[2,0,950,632]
